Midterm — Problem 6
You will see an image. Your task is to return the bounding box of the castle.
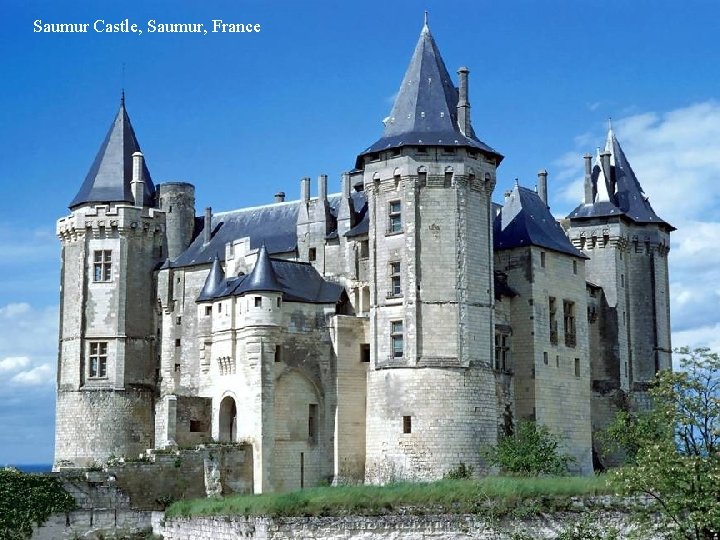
[53,19,672,492]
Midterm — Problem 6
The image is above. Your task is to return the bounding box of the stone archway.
[219,396,237,442]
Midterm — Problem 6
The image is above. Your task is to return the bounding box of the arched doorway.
[219,396,237,442]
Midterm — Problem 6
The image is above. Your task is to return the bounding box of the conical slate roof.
[357,19,501,166]
[69,97,155,209]
[568,129,672,229]
[495,184,586,258]
[242,245,283,293]
[197,256,226,302]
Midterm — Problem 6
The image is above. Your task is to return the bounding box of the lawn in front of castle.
[166,475,613,519]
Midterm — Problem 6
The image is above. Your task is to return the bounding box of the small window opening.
[309,247,317,262]
[574,358,581,377]
[417,146,427,154]
[360,344,370,363]
[274,345,282,363]
[573,260,578,274]
[176,316,182,325]
[391,320,404,358]
[540,251,546,268]
[254,297,262,308]
[205,305,212,316]
[217,303,222,313]
[402,415,412,434]
[389,261,401,297]
[277,297,281,308]
[543,352,549,365]
[359,240,369,259]
[174,363,180,372]
[175,338,181,347]
[556,355,560,367]
[308,404,318,443]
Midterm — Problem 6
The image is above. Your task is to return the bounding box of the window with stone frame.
[359,240,369,259]
[92,250,112,282]
[388,261,402,297]
[388,200,402,234]
[564,300,576,347]
[494,332,510,371]
[390,320,404,358]
[549,296,558,345]
[88,341,108,378]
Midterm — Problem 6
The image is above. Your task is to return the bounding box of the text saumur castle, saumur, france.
[52,18,672,493]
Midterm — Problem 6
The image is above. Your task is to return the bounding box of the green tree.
[608,347,720,540]
[482,420,575,476]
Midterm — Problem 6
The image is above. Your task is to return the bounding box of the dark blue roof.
[204,257,343,304]
[70,98,155,209]
[171,191,367,268]
[197,256,225,302]
[495,185,586,258]
[356,22,501,167]
[241,245,283,293]
[568,130,672,229]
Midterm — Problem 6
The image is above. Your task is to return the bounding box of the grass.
[166,475,615,519]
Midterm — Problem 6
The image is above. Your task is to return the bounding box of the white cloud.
[0,356,30,373]
[0,303,31,318]
[10,364,53,386]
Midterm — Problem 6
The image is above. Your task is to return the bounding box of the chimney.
[457,67,471,136]
[600,151,612,196]
[583,153,593,204]
[537,169,548,207]
[203,207,212,245]
[301,177,310,203]
[131,152,145,207]
[318,174,328,202]
[274,192,285,203]
[341,172,351,199]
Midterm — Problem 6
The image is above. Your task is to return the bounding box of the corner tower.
[567,127,673,464]
[54,97,166,468]
[359,19,503,482]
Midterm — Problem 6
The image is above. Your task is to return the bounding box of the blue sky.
[1,0,719,465]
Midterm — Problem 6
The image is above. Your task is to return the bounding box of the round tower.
[54,100,164,468]
[357,21,503,483]
[156,182,196,261]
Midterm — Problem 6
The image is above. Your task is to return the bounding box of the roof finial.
[121,62,126,106]
[608,116,613,131]
[422,10,429,32]
[120,89,125,106]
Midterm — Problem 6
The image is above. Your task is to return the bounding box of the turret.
[54,96,164,468]
[157,182,196,262]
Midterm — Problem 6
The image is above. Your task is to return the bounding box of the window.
[274,345,282,363]
[93,250,112,282]
[388,200,402,233]
[217,303,222,313]
[359,240,369,259]
[573,260,578,275]
[360,344,370,363]
[175,338,181,347]
[309,247,317,262]
[621,274,625,287]
[549,297,558,345]
[556,355,560,367]
[389,261,401,297]
[574,358,581,377]
[308,404,318,443]
[277,297,281,308]
[254,297,262,308]
[494,333,510,371]
[88,341,108,378]
[540,251,546,268]
[176,316,182,325]
[391,320,403,358]
[403,415,412,434]
[205,306,212,316]
[543,351,549,365]
[564,300,576,347]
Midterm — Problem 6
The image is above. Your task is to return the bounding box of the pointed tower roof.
[197,256,226,302]
[568,129,672,229]
[69,97,155,209]
[239,245,283,294]
[495,184,586,258]
[356,18,501,166]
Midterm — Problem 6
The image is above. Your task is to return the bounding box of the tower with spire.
[356,16,503,481]
[567,127,673,466]
[54,97,167,467]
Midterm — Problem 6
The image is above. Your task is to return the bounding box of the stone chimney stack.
[457,67,471,136]
[341,172,351,199]
[274,192,285,203]
[203,207,212,245]
[600,151,612,196]
[131,152,145,207]
[537,169,548,207]
[318,174,328,202]
[301,177,310,203]
[583,153,594,203]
